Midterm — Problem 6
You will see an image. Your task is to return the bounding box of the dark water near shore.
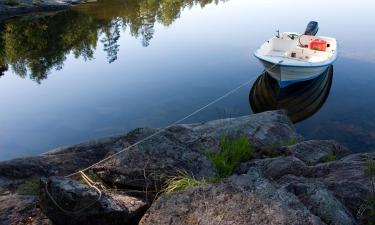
[0,0,375,160]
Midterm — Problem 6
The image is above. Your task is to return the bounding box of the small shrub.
[16,178,40,195]
[162,173,207,194]
[4,0,20,6]
[207,136,254,178]
[324,152,337,162]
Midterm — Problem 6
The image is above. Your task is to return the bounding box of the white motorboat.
[254,21,338,87]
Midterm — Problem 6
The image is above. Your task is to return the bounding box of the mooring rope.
[45,60,283,215]
[65,60,283,178]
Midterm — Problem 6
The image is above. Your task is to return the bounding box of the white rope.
[44,60,283,216]
[65,60,283,178]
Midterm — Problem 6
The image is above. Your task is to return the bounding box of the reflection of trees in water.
[101,18,124,63]
[0,0,226,82]
[0,11,99,82]
[0,65,7,77]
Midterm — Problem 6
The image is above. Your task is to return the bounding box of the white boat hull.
[259,59,329,87]
[254,32,338,87]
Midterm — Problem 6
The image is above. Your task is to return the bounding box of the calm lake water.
[1,0,375,160]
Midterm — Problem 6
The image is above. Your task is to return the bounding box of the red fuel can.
[309,39,327,51]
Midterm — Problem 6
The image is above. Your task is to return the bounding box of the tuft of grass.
[286,136,298,146]
[207,136,254,178]
[16,178,40,195]
[162,173,208,194]
[324,152,337,162]
[4,0,20,6]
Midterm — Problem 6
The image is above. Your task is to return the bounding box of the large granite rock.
[39,177,148,225]
[167,110,301,153]
[0,194,36,225]
[140,168,323,225]
[0,194,52,225]
[281,176,356,225]
[1,111,372,225]
[93,128,218,191]
[309,152,375,215]
[93,110,298,190]
[237,149,375,223]
[0,135,126,181]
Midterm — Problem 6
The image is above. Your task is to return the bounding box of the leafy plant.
[162,173,207,194]
[16,178,40,195]
[207,136,254,178]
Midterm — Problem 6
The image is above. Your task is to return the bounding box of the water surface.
[1,0,375,159]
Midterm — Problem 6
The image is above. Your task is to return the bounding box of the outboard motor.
[304,21,319,36]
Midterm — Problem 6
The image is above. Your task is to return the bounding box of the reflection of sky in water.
[0,0,375,159]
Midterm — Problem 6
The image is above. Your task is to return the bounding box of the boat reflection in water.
[249,65,333,123]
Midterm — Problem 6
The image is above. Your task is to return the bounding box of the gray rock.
[93,110,298,191]
[93,128,217,191]
[139,169,324,225]
[167,110,301,153]
[280,140,348,165]
[0,194,52,225]
[39,177,148,225]
[281,176,356,225]
[309,152,375,214]
[237,150,375,222]
[236,156,309,180]
[0,135,126,181]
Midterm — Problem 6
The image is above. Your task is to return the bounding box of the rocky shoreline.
[0,110,374,225]
[0,0,92,21]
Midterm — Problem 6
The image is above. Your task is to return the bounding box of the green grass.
[4,0,20,6]
[324,152,337,162]
[162,173,208,194]
[16,178,40,195]
[207,136,254,178]
[285,136,298,146]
